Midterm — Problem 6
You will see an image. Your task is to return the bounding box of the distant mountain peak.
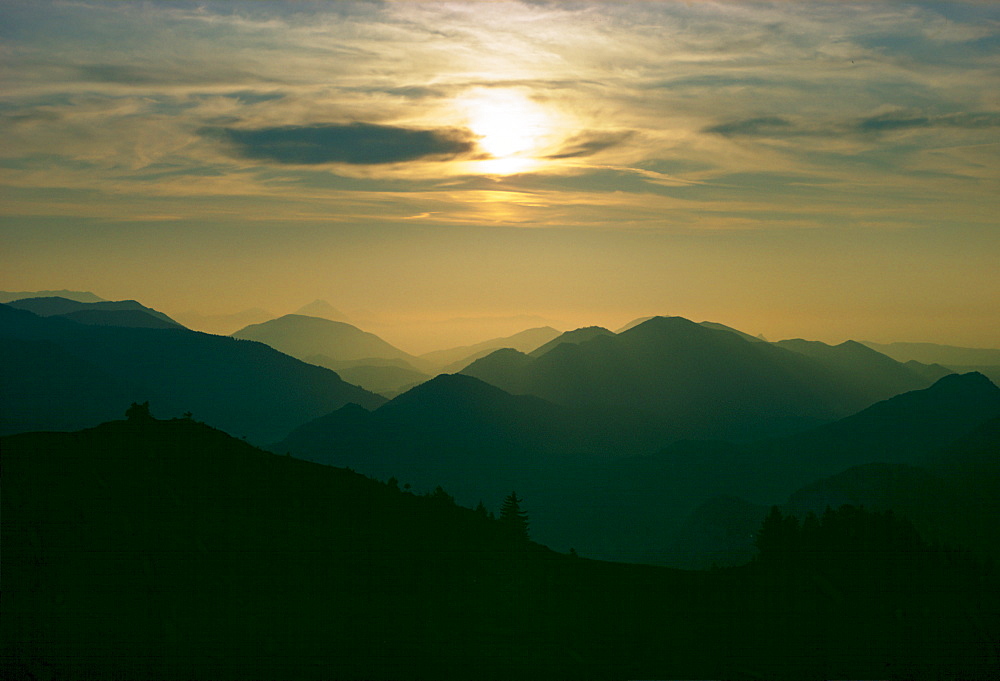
[529,326,615,358]
[294,299,347,322]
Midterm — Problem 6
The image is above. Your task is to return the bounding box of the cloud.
[546,131,636,159]
[702,117,794,137]
[205,123,479,165]
[704,111,1000,139]
[858,111,1000,133]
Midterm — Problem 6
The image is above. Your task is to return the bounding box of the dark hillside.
[6,296,184,328]
[4,417,997,680]
[0,304,384,442]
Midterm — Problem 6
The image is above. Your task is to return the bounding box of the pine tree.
[125,401,153,423]
[499,491,529,542]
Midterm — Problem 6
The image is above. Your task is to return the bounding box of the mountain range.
[4,290,1000,678]
[0,304,383,443]
[0,289,105,303]
[5,296,185,329]
[463,316,943,441]
[275,351,999,567]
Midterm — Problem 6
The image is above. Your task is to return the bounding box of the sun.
[458,88,558,174]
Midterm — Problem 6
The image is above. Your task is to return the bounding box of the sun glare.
[458,89,559,175]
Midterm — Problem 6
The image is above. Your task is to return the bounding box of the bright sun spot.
[458,89,558,175]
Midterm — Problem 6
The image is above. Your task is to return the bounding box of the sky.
[2,0,998,352]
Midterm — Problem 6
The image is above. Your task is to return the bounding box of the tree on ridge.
[499,491,529,542]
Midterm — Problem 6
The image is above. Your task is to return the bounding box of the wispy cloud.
[2,0,998,231]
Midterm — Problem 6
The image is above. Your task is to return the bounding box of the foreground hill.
[464,316,938,441]
[0,304,384,442]
[4,417,996,680]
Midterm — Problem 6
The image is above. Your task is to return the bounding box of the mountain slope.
[0,304,384,442]
[233,314,424,367]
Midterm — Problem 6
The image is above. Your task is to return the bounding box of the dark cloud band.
[705,112,1000,138]
[205,123,477,165]
[546,130,635,159]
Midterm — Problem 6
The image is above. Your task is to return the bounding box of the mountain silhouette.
[276,373,669,479]
[273,373,675,548]
[777,371,1000,472]
[0,289,105,303]
[464,315,928,441]
[774,338,945,407]
[6,296,184,328]
[616,316,763,342]
[8,416,995,679]
[0,304,384,442]
[419,326,561,372]
[233,313,424,367]
[528,326,615,358]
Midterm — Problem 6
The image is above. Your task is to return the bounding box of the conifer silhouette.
[125,401,153,423]
[499,491,529,541]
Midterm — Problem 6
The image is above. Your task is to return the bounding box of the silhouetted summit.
[379,372,525,415]
[529,326,615,358]
[233,313,420,365]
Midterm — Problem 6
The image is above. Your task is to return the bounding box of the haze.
[2,0,998,353]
